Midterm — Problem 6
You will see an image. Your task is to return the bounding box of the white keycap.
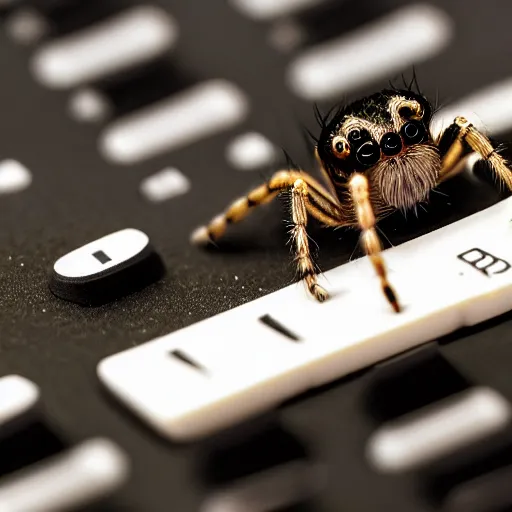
[287,4,453,100]
[5,8,49,46]
[140,168,191,202]
[31,6,178,89]
[54,228,149,279]
[229,0,326,20]
[268,20,307,53]
[432,77,512,139]
[68,88,111,124]
[366,387,512,473]
[0,438,129,512]
[0,375,39,434]
[98,196,512,441]
[226,132,277,171]
[0,160,32,194]
[100,80,249,165]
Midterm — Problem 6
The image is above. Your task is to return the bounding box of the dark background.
[1,0,512,510]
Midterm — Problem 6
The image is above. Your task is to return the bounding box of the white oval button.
[54,228,149,279]
[50,229,164,306]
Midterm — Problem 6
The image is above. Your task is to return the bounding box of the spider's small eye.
[401,121,426,145]
[348,129,363,143]
[356,141,380,167]
[331,136,349,158]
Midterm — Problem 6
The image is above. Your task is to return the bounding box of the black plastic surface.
[1,1,512,510]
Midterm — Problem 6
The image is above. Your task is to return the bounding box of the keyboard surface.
[2,0,512,510]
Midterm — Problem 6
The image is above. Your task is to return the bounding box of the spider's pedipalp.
[437,116,512,189]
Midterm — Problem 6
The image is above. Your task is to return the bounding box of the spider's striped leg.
[190,170,342,244]
[290,178,330,302]
[349,173,401,313]
[438,117,512,189]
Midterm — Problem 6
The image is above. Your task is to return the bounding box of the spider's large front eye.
[380,132,402,156]
[356,141,380,166]
[331,136,349,158]
[401,121,426,145]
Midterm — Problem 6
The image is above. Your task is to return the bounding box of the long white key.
[98,197,512,441]
[0,438,129,512]
[0,375,39,436]
[229,0,327,20]
[32,6,178,89]
[432,77,512,138]
[366,387,512,473]
[100,80,249,164]
[287,4,453,100]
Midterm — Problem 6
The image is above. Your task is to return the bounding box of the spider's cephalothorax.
[191,87,512,313]
[317,89,440,211]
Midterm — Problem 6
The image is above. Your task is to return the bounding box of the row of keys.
[0,2,452,169]
[98,194,512,441]
[288,3,453,101]
[0,375,128,511]
[363,343,512,510]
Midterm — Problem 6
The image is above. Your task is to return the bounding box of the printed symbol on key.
[92,250,112,264]
[457,248,511,276]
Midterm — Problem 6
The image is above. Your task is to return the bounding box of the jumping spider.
[191,88,512,313]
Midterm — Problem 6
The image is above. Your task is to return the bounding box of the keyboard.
[1,0,512,510]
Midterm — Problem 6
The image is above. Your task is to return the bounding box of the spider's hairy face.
[317,89,441,210]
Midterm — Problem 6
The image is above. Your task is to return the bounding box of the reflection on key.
[31,6,178,89]
[226,132,277,171]
[0,160,32,195]
[140,168,191,203]
[288,3,453,100]
[432,77,512,138]
[0,438,129,512]
[444,465,512,512]
[0,375,39,435]
[68,87,112,123]
[230,0,326,20]
[100,80,249,164]
[201,461,324,512]
[366,388,512,473]
[5,7,49,45]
